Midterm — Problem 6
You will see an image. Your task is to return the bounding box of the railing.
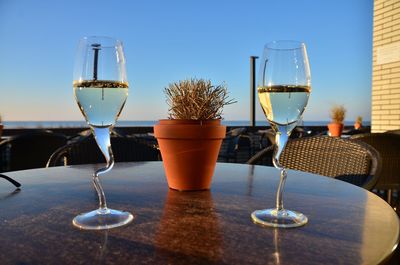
[0,125,371,172]
[1,125,370,138]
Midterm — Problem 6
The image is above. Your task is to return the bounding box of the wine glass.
[72,36,133,230]
[251,40,311,228]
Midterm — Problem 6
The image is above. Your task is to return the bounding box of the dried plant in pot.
[328,105,346,137]
[154,78,235,191]
[0,114,3,138]
[354,116,362,130]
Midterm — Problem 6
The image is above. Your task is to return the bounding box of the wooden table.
[0,162,398,264]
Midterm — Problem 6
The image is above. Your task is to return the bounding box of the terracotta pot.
[328,122,344,137]
[154,119,226,191]
[354,122,362,130]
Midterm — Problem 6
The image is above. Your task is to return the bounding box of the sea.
[2,120,371,129]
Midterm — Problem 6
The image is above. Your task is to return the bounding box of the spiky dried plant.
[330,105,346,123]
[164,78,236,120]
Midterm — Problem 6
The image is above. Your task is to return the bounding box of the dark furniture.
[247,136,382,190]
[386,129,400,135]
[46,135,160,167]
[351,133,400,205]
[0,130,67,172]
[218,128,252,163]
[0,162,398,264]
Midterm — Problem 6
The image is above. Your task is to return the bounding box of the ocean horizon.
[2,120,371,129]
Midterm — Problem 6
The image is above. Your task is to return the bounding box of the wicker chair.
[247,136,382,190]
[0,130,67,172]
[350,133,400,204]
[46,134,160,167]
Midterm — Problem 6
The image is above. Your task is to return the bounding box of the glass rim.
[264,40,305,51]
[80,36,123,48]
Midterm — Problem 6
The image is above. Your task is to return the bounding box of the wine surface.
[73,80,128,127]
[258,85,310,126]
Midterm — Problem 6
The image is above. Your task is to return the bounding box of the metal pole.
[250,56,258,127]
[92,43,101,80]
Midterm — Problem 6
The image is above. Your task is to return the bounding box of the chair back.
[218,128,252,163]
[0,130,67,172]
[248,136,381,190]
[47,134,160,167]
[351,133,400,190]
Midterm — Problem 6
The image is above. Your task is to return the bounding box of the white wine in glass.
[251,40,311,228]
[74,80,128,127]
[72,36,133,230]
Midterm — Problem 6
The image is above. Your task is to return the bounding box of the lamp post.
[250,56,258,127]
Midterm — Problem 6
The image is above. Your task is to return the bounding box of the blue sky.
[0,0,373,123]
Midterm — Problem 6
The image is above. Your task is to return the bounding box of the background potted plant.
[354,116,362,130]
[154,78,235,191]
[0,114,3,139]
[328,105,346,137]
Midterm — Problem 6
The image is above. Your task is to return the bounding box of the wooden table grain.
[0,162,398,265]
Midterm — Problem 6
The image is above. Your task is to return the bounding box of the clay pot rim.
[154,119,226,140]
[328,122,344,125]
[157,119,221,126]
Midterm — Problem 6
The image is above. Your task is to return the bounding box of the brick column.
[372,0,400,132]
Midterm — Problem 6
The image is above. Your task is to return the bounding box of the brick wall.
[372,0,400,132]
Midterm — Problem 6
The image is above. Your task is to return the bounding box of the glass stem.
[92,126,114,212]
[272,128,289,212]
[275,168,287,211]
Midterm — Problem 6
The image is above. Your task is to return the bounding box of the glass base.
[251,208,308,228]
[73,208,134,230]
